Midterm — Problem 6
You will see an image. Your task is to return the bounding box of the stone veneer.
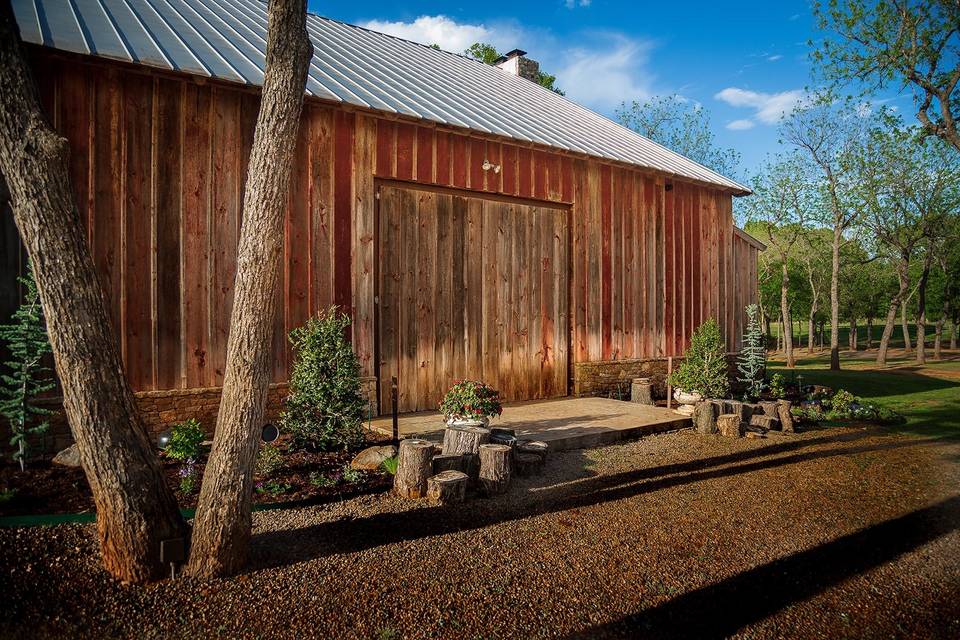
[32,377,379,452]
[573,356,740,400]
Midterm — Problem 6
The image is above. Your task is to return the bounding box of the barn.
[2,0,762,431]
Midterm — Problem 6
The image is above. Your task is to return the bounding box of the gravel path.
[2,425,959,639]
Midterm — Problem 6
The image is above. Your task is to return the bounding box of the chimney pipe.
[494,49,540,83]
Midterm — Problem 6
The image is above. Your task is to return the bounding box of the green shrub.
[282,308,366,451]
[164,419,205,461]
[0,488,17,504]
[177,458,198,493]
[342,464,364,484]
[381,456,399,476]
[255,480,292,496]
[829,389,856,414]
[255,443,284,477]
[736,304,766,400]
[768,373,786,399]
[668,318,729,398]
[438,380,503,421]
[309,471,335,488]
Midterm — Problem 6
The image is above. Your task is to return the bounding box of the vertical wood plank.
[469,138,485,191]
[375,119,395,178]
[501,144,518,197]
[451,134,467,189]
[415,126,434,183]
[517,147,532,198]
[353,115,376,377]
[415,191,437,410]
[435,131,450,185]
[309,107,335,310]
[463,197,483,379]
[600,165,612,360]
[395,122,414,181]
[377,186,400,414]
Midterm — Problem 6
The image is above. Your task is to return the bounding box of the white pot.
[673,389,703,406]
[446,416,490,428]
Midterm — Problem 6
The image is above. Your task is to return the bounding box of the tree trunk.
[0,2,187,583]
[916,255,931,365]
[188,0,312,579]
[780,263,794,367]
[901,301,912,353]
[877,260,910,366]
[849,317,857,351]
[394,439,435,499]
[478,444,512,496]
[441,424,490,480]
[807,309,816,354]
[829,225,841,370]
[426,470,468,505]
[866,317,873,349]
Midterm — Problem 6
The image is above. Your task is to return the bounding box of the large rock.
[717,414,743,438]
[52,443,82,467]
[350,445,397,471]
[693,401,718,435]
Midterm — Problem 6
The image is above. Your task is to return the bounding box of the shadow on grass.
[564,494,960,639]
[251,429,944,570]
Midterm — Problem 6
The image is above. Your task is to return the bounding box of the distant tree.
[616,95,742,179]
[796,228,832,353]
[464,42,565,94]
[428,43,441,51]
[813,0,960,152]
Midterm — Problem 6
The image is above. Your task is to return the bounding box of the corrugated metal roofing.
[13,0,751,194]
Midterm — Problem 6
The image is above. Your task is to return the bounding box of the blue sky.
[309,0,911,179]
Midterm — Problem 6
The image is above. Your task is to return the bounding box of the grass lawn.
[768,350,960,439]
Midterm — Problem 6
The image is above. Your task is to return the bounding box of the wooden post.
[391,376,399,447]
[394,439,435,498]
[666,357,673,409]
[427,471,468,505]
[479,444,512,495]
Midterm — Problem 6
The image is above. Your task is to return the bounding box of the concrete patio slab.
[369,397,692,451]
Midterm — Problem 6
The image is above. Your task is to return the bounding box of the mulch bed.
[0,434,393,517]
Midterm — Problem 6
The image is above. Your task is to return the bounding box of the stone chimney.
[494,49,540,83]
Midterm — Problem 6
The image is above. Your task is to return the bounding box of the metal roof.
[13,0,751,194]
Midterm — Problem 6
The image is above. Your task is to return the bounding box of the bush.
[282,308,366,451]
[768,373,786,399]
[177,458,198,493]
[668,318,729,398]
[438,380,503,421]
[255,443,284,477]
[164,419,205,461]
[828,389,856,414]
[381,456,399,475]
[736,304,766,400]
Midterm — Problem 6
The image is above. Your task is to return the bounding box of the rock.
[693,401,718,435]
[52,444,82,467]
[777,400,795,433]
[758,401,779,417]
[717,414,743,438]
[750,414,780,430]
[350,445,397,471]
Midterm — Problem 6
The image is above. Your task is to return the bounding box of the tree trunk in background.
[780,263,794,367]
[952,319,958,350]
[877,260,910,366]
[934,313,946,359]
[829,226,841,370]
[188,0,312,579]
[0,2,186,583]
[901,303,912,353]
[915,255,931,365]
[849,317,857,351]
[866,317,873,349]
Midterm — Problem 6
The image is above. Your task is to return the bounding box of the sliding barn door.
[377,184,568,414]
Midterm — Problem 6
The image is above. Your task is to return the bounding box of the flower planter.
[673,389,702,416]
[446,416,490,428]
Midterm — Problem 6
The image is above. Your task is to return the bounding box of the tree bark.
[0,1,187,583]
[901,301,913,353]
[866,317,874,349]
[780,262,794,367]
[478,444,512,496]
[829,225,842,370]
[394,439,435,499]
[849,317,857,351]
[426,470,468,505]
[916,254,932,365]
[188,0,312,579]
[877,259,910,366]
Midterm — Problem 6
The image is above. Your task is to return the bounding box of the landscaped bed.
[2,424,958,639]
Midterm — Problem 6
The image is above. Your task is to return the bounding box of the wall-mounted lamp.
[481,159,501,174]
[665,183,674,192]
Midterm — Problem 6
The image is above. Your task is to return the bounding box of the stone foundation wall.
[27,377,379,453]
[573,356,740,400]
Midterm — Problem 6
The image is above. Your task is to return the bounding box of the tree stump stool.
[749,414,780,430]
[479,444,512,495]
[717,413,744,438]
[432,453,466,474]
[427,470,468,505]
[776,400,795,433]
[514,453,544,477]
[758,401,779,417]
[394,439,435,499]
[517,439,549,462]
[631,377,654,405]
[693,401,718,434]
[442,424,490,480]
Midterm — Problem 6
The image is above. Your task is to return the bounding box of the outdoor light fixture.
[261,423,280,443]
[665,183,674,191]
[157,429,172,450]
[481,159,501,174]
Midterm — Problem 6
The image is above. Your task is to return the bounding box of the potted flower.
[439,380,503,427]
[668,318,729,415]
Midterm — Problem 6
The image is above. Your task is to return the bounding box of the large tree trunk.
[780,263,794,367]
[877,259,910,366]
[849,317,858,351]
[901,301,912,353]
[866,316,874,349]
[916,255,932,365]
[187,0,312,579]
[829,225,841,370]
[0,2,186,583]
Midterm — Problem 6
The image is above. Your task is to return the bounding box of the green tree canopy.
[463,42,565,95]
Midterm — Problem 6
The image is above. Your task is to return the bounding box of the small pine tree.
[281,307,365,451]
[0,264,55,470]
[668,318,729,398]
[736,304,767,400]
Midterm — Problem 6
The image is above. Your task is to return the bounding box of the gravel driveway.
[2,425,959,639]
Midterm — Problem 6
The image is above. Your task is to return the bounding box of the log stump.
[517,440,549,462]
[777,400,795,433]
[758,401,779,417]
[631,378,654,405]
[394,439,435,499]
[693,401,718,434]
[442,425,490,480]
[432,453,466,475]
[515,453,544,477]
[717,414,744,438]
[750,414,780,431]
[427,471,468,505]
[479,444,512,495]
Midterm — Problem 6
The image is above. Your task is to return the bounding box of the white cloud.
[726,119,755,130]
[358,15,519,54]
[767,54,782,61]
[554,34,656,109]
[714,87,805,124]
[565,0,592,7]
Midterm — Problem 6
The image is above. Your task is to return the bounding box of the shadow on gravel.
[251,430,945,570]
[564,494,960,640]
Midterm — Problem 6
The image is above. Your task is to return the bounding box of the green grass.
[768,356,960,439]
